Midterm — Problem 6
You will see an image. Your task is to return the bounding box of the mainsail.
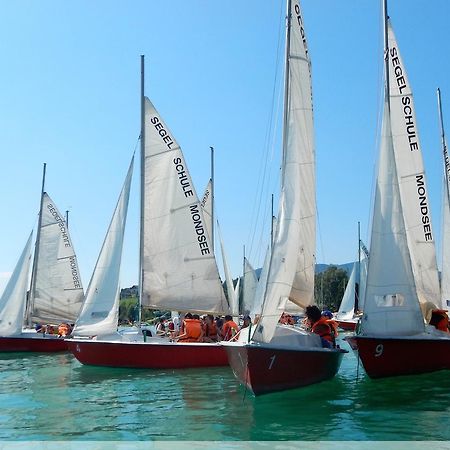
[361,95,424,336]
[73,157,134,336]
[141,97,228,314]
[30,193,84,324]
[253,0,315,343]
[0,233,33,336]
[387,22,440,308]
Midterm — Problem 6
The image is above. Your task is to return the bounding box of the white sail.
[442,179,450,308]
[250,246,270,320]
[31,193,84,324]
[217,221,238,316]
[141,97,228,314]
[440,92,450,309]
[201,179,213,243]
[73,157,134,336]
[242,257,258,316]
[388,22,440,309]
[360,95,424,336]
[336,241,369,319]
[337,262,357,320]
[0,233,33,336]
[253,0,315,343]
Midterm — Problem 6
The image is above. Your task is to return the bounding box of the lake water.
[1,334,450,445]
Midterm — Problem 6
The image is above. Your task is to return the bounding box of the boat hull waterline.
[0,336,68,352]
[67,339,229,369]
[354,335,450,378]
[224,343,347,396]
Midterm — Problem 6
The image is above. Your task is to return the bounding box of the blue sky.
[1,0,450,294]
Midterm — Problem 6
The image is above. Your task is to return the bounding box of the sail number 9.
[374,344,384,357]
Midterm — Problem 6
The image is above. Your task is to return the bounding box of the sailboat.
[221,0,347,396]
[0,164,84,352]
[335,230,369,332]
[66,56,231,369]
[352,1,450,379]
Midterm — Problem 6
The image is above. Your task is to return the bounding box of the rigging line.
[247,0,284,262]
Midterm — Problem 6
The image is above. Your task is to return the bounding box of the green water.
[1,336,450,441]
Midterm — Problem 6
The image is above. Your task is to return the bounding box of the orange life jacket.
[430,309,450,333]
[312,317,334,344]
[222,320,239,341]
[179,319,202,342]
[205,321,218,338]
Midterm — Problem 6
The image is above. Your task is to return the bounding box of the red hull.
[337,320,357,331]
[0,336,68,352]
[66,339,229,369]
[354,336,450,378]
[224,344,346,396]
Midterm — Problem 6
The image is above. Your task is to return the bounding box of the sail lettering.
[47,204,71,248]
[390,48,419,152]
[390,47,407,94]
[445,147,450,180]
[189,204,210,255]
[201,189,210,208]
[69,256,81,289]
[150,116,174,149]
[294,4,309,60]
[173,158,194,197]
[416,174,433,241]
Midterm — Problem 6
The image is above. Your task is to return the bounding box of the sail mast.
[355,221,361,313]
[281,0,292,181]
[437,88,448,189]
[27,162,46,327]
[382,0,390,113]
[138,54,145,326]
[210,146,214,254]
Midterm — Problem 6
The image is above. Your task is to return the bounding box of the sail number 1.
[268,355,276,370]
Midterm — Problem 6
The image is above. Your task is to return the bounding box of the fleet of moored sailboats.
[1,0,450,396]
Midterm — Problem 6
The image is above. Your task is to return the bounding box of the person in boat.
[155,317,166,337]
[240,315,251,329]
[305,305,335,348]
[429,309,450,333]
[58,323,72,337]
[321,310,339,340]
[177,313,203,342]
[202,314,219,342]
[222,315,239,341]
[35,323,44,333]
